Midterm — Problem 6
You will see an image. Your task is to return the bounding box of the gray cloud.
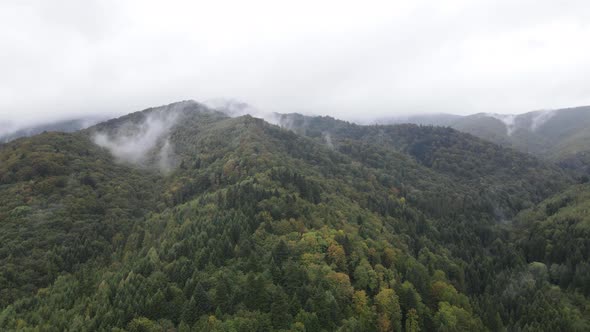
[1,0,590,128]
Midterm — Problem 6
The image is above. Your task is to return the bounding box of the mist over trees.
[0,102,588,331]
[2,0,590,329]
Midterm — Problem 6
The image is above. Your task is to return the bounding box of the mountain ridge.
[378,106,590,173]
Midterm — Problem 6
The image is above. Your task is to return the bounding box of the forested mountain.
[0,101,588,331]
[379,107,590,175]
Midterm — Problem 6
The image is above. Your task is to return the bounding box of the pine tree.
[272,240,290,265]
[405,308,420,332]
[271,289,292,329]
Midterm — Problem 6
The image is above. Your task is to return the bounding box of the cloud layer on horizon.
[1,0,590,127]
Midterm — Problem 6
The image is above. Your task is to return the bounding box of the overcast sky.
[1,0,590,127]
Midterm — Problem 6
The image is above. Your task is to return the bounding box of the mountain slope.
[515,182,590,292]
[453,107,590,159]
[274,113,572,217]
[0,101,586,331]
[479,183,590,331]
[379,106,590,175]
[0,132,161,308]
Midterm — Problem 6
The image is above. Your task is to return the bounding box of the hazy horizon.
[2,0,590,128]
[3,97,588,133]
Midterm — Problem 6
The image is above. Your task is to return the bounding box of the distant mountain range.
[0,117,106,143]
[379,106,590,175]
[4,104,589,174]
[4,103,588,177]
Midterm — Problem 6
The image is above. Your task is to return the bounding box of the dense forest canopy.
[0,101,588,331]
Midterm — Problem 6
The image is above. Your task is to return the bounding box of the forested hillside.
[379,107,590,176]
[0,133,161,308]
[486,183,590,331]
[0,101,587,331]
[515,183,590,295]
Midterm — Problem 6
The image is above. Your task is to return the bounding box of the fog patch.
[93,111,180,173]
[486,113,517,135]
[502,262,549,299]
[203,98,282,125]
[0,121,15,141]
[204,98,320,129]
[157,139,174,173]
[276,114,299,131]
[323,132,334,149]
[531,110,556,131]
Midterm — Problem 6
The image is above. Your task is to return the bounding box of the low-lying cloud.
[531,110,556,131]
[486,113,518,136]
[204,98,285,126]
[93,110,180,173]
[3,0,590,126]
